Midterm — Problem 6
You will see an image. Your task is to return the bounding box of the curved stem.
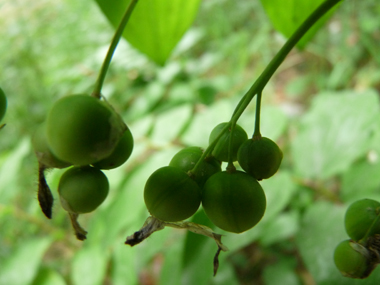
[91,0,139,98]
[230,0,342,123]
[253,90,262,138]
[190,0,342,175]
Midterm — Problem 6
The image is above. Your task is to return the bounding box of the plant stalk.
[92,0,139,98]
[190,0,342,174]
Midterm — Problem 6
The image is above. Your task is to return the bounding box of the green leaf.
[340,124,380,203]
[291,90,380,180]
[259,0,338,48]
[262,257,301,285]
[95,0,201,65]
[0,238,52,285]
[32,267,66,285]
[110,243,139,285]
[71,246,109,285]
[295,201,380,284]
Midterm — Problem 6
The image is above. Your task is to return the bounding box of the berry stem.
[190,0,341,175]
[91,0,139,99]
[227,123,237,166]
[253,91,262,138]
[230,0,341,124]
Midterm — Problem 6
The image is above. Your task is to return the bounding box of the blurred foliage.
[0,0,380,284]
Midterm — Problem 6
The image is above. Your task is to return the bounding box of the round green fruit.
[345,199,380,242]
[209,122,248,162]
[32,123,71,169]
[93,127,134,169]
[202,170,266,233]
[334,239,372,279]
[0,87,7,122]
[237,136,283,180]
[58,166,109,213]
[169,146,221,188]
[144,166,202,222]
[46,94,126,166]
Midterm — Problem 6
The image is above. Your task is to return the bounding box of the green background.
[1,0,380,284]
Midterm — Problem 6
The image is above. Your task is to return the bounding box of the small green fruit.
[169,146,221,188]
[32,123,71,169]
[334,239,373,279]
[209,122,248,162]
[202,170,266,233]
[237,136,283,180]
[144,166,202,222]
[58,166,109,213]
[345,199,380,242]
[93,127,134,169]
[46,95,126,166]
[0,87,7,122]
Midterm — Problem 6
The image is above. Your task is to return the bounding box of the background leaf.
[259,0,338,48]
[291,90,380,180]
[95,0,201,65]
[0,238,52,285]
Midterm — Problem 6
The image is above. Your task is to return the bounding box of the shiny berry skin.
[345,199,380,242]
[209,122,248,162]
[32,123,71,169]
[202,170,266,233]
[46,94,126,166]
[169,146,221,188]
[144,166,202,222]
[333,239,372,279]
[92,127,134,170]
[237,136,283,180]
[58,166,109,213]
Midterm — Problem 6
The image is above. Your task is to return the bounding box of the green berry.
[333,239,372,279]
[169,146,221,188]
[58,166,109,213]
[237,136,283,180]
[209,122,248,162]
[32,123,71,169]
[144,166,202,222]
[46,94,126,166]
[93,127,134,169]
[0,87,7,122]
[345,199,380,242]
[202,170,266,233]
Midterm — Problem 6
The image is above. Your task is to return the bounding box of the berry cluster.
[144,121,283,234]
[32,94,133,239]
[334,199,380,278]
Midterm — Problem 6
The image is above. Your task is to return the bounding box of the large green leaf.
[291,90,380,180]
[95,0,201,65]
[0,238,52,285]
[259,0,338,48]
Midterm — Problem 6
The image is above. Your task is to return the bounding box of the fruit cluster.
[144,121,283,233]
[334,199,380,279]
[32,94,133,238]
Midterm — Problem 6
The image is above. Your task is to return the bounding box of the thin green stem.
[230,0,342,123]
[189,124,230,174]
[253,91,262,138]
[91,0,139,98]
[227,123,236,166]
[190,0,342,175]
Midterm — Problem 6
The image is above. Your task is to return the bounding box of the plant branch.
[92,0,139,98]
[191,0,342,174]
